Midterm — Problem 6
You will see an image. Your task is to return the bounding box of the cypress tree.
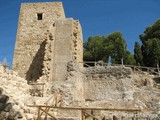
[134,42,142,65]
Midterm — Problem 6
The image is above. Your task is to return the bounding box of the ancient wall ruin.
[12,2,83,81]
[84,66,133,101]
[4,2,160,119]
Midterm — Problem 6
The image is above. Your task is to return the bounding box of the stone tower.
[13,2,83,81]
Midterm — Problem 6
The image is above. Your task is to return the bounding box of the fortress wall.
[52,19,75,81]
[13,2,83,81]
[72,20,83,64]
[12,2,65,79]
[41,19,83,82]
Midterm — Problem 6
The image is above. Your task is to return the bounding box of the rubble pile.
[0,65,38,119]
[0,87,23,119]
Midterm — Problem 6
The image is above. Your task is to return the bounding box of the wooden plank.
[27,105,141,112]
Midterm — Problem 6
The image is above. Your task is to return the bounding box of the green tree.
[140,19,160,67]
[105,32,128,64]
[134,42,142,65]
[125,52,136,65]
[83,36,106,61]
[84,32,134,65]
[150,39,160,66]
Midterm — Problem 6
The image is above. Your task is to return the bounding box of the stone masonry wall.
[41,32,54,81]
[13,2,83,81]
[51,19,73,81]
[36,18,84,81]
[13,2,65,80]
[72,20,83,63]
[84,66,134,101]
[49,19,83,81]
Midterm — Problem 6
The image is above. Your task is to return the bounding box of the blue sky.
[0,0,160,67]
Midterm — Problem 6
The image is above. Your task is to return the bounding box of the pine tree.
[151,39,160,67]
[134,42,142,65]
[83,32,134,65]
[140,19,160,67]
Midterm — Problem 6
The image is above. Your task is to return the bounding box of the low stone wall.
[85,66,132,78]
[84,66,133,101]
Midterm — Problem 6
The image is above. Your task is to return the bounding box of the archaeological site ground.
[0,2,160,120]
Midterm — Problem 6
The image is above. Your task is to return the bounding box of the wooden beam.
[81,110,84,120]
[27,105,141,112]
[40,107,58,120]
[40,106,50,117]
[44,95,54,104]
[37,107,41,120]
[83,110,99,120]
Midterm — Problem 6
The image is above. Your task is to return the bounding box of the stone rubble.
[0,63,160,119]
[0,64,52,119]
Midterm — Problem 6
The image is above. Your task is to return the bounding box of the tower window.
[37,13,43,20]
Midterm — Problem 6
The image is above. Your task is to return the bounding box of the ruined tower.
[13,2,83,81]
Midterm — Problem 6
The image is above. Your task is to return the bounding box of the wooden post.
[121,58,124,66]
[81,110,84,120]
[157,63,160,76]
[42,84,44,97]
[134,111,138,120]
[136,111,138,120]
[133,67,135,72]
[37,107,41,120]
[147,68,149,74]
[94,62,97,74]
[83,110,99,120]
[94,62,96,67]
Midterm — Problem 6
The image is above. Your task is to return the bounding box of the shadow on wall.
[26,40,46,82]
